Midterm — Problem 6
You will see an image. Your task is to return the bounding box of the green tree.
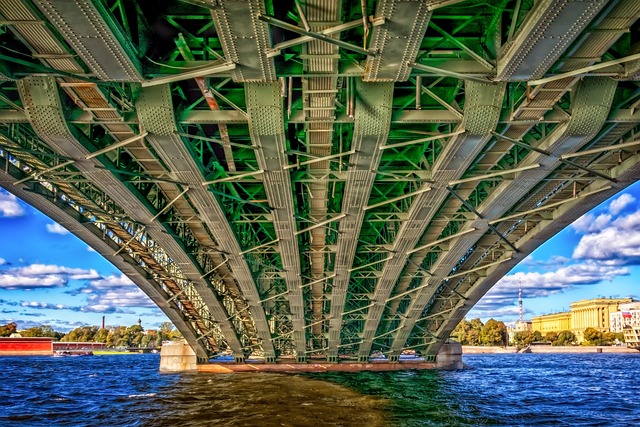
[554,330,577,346]
[480,319,507,346]
[124,324,145,347]
[513,330,534,347]
[583,327,603,345]
[61,326,99,342]
[601,332,622,345]
[19,325,62,339]
[159,321,182,341]
[452,319,471,344]
[141,330,158,348]
[532,331,543,342]
[0,322,17,337]
[544,332,558,344]
[94,328,109,343]
[465,318,484,346]
[106,326,127,347]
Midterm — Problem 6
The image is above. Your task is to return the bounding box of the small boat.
[53,350,94,357]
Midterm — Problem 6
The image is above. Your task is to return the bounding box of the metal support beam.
[85,132,148,159]
[141,62,236,87]
[258,15,375,57]
[528,52,640,86]
[295,214,346,236]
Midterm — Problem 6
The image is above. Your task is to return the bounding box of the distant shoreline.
[462,345,639,354]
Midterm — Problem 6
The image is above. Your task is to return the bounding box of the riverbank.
[462,345,639,354]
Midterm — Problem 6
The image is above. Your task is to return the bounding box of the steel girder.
[245,82,307,359]
[211,0,276,82]
[359,80,506,360]
[0,146,209,359]
[16,76,232,357]
[393,77,618,357]
[496,0,609,81]
[326,80,394,361]
[30,0,143,81]
[1,0,640,364]
[136,84,276,360]
[364,0,433,81]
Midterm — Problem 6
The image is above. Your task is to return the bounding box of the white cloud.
[573,211,640,263]
[46,223,69,235]
[20,301,68,310]
[466,305,522,321]
[0,190,25,217]
[0,264,100,290]
[0,274,67,290]
[571,213,611,233]
[0,317,90,333]
[476,262,630,318]
[0,258,6,265]
[87,274,136,290]
[609,193,635,215]
[78,274,154,312]
[18,264,100,280]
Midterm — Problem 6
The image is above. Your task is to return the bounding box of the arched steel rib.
[245,82,307,358]
[0,157,207,358]
[389,77,618,357]
[326,81,394,360]
[136,84,276,360]
[17,75,244,357]
[356,80,506,360]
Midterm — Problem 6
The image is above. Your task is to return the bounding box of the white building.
[609,301,640,333]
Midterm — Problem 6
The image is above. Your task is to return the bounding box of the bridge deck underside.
[1,0,640,363]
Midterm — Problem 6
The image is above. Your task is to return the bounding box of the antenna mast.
[518,280,523,322]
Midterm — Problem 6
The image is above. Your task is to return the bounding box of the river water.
[1,352,638,426]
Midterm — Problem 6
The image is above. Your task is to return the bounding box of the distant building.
[609,302,640,332]
[570,298,632,342]
[610,302,640,347]
[622,326,640,347]
[508,320,533,345]
[531,297,633,343]
[514,320,532,332]
[531,312,571,334]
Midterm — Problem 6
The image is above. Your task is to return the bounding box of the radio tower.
[518,280,523,322]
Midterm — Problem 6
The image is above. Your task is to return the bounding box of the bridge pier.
[435,342,464,370]
[159,341,198,372]
[161,341,463,372]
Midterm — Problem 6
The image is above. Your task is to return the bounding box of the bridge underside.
[1,0,640,365]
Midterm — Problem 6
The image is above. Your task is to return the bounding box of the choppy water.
[1,352,638,426]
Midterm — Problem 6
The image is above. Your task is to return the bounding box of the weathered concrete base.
[436,342,464,370]
[462,345,640,354]
[198,361,438,373]
[162,341,465,373]
[159,341,197,372]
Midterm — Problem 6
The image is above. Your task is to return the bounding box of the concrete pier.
[436,342,464,370]
[161,340,464,373]
[159,341,197,372]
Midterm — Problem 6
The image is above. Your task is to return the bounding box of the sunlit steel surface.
[1,0,639,364]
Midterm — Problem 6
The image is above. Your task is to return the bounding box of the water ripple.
[1,352,639,426]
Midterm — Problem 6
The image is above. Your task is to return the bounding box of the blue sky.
[1,182,639,332]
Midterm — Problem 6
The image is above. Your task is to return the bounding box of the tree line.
[452,318,508,346]
[0,322,182,348]
[452,318,625,347]
[512,328,624,346]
